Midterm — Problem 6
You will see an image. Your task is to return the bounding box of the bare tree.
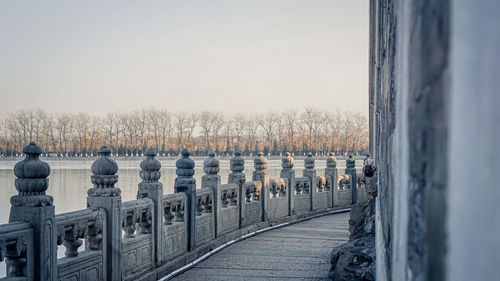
[245,116,259,154]
[199,111,216,152]
[283,110,298,153]
[185,113,198,152]
[138,110,149,153]
[232,114,247,151]
[222,118,233,153]
[328,112,342,154]
[159,110,173,154]
[56,113,72,156]
[74,113,90,154]
[88,116,101,155]
[301,107,322,152]
[259,112,276,153]
[148,108,162,152]
[340,111,355,154]
[174,112,188,151]
[0,107,368,157]
[103,112,116,152]
[211,113,224,152]
[352,112,368,154]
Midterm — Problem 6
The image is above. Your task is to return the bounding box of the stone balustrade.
[0,142,369,281]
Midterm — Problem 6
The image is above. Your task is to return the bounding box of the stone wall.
[371,0,500,280]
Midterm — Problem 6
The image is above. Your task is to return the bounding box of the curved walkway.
[171,211,350,281]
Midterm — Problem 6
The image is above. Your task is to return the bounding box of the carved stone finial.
[204,151,219,175]
[11,142,53,207]
[281,152,294,169]
[88,146,121,197]
[228,151,245,185]
[327,152,337,168]
[230,151,244,173]
[254,152,268,171]
[346,154,355,169]
[304,152,315,169]
[176,149,195,177]
[139,148,162,190]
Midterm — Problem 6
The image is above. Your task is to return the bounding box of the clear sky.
[0,1,368,117]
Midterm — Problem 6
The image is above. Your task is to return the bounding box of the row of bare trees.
[0,108,368,157]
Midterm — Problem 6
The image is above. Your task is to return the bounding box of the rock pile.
[329,198,375,281]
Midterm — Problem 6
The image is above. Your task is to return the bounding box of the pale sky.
[0,1,369,117]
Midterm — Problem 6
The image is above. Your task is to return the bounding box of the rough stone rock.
[329,198,375,281]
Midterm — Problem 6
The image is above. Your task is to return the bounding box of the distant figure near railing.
[0,142,370,281]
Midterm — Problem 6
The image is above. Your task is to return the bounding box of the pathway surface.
[171,211,350,281]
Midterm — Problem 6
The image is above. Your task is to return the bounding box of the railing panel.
[294,177,311,215]
[161,193,187,262]
[335,174,353,205]
[242,181,262,227]
[313,176,332,210]
[120,198,154,281]
[218,183,239,235]
[0,222,34,281]
[194,189,215,247]
[269,178,289,220]
[55,208,106,281]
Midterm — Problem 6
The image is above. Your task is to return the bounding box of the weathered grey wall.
[371,0,499,280]
[447,1,500,280]
[370,1,399,279]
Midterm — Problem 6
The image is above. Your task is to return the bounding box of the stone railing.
[0,222,34,279]
[0,143,369,281]
[55,208,105,280]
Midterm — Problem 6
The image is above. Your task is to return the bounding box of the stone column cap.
[281,152,294,169]
[176,149,195,177]
[304,152,315,169]
[204,151,220,175]
[11,142,53,207]
[230,151,245,173]
[327,152,337,168]
[254,152,268,171]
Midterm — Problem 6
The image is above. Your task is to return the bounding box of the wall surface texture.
[371,0,499,280]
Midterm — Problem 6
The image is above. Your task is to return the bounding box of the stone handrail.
[121,198,154,238]
[244,181,262,202]
[55,209,104,257]
[270,178,287,199]
[55,208,106,280]
[0,221,33,279]
[219,183,238,208]
[161,193,186,226]
[1,143,368,281]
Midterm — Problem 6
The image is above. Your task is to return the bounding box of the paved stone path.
[171,212,350,281]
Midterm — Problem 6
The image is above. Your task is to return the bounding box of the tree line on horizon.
[0,107,368,157]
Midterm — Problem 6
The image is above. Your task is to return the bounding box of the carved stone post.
[174,149,196,250]
[253,152,270,221]
[303,153,316,211]
[345,154,357,204]
[280,152,295,216]
[9,142,56,281]
[325,152,338,207]
[228,151,245,227]
[137,148,162,265]
[202,152,221,236]
[87,146,122,281]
